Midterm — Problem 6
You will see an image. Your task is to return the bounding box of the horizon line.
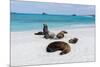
[11,12,95,16]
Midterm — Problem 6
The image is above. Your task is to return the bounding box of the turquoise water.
[11,13,95,32]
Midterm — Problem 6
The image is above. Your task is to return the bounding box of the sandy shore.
[11,27,95,66]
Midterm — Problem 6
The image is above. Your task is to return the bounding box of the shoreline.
[11,24,95,32]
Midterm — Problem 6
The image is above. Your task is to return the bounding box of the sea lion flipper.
[60,48,71,55]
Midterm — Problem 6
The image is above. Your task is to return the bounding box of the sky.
[11,1,95,15]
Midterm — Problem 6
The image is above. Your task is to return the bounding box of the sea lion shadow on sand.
[46,41,71,55]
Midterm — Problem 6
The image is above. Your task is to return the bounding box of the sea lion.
[46,41,71,55]
[56,31,68,39]
[56,32,64,39]
[43,24,49,39]
[48,32,56,39]
[69,38,78,44]
[34,31,44,35]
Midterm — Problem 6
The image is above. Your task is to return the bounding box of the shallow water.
[11,13,95,32]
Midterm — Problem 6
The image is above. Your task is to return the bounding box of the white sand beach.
[11,27,95,66]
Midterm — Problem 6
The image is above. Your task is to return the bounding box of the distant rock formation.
[72,14,77,16]
[42,12,47,15]
[89,15,95,17]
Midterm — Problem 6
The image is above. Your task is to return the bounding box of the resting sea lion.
[56,32,64,39]
[34,31,44,35]
[46,41,71,55]
[69,38,78,44]
[48,32,56,39]
[56,31,68,39]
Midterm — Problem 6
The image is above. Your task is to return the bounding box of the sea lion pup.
[34,31,44,35]
[43,24,49,39]
[69,38,78,44]
[46,41,71,55]
[56,31,68,39]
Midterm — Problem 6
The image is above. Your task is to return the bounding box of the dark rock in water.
[72,14,77,16]
[42,12,47,15]
[69,38,78,44]
[46,41,71,55]
[34,31,44,35]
